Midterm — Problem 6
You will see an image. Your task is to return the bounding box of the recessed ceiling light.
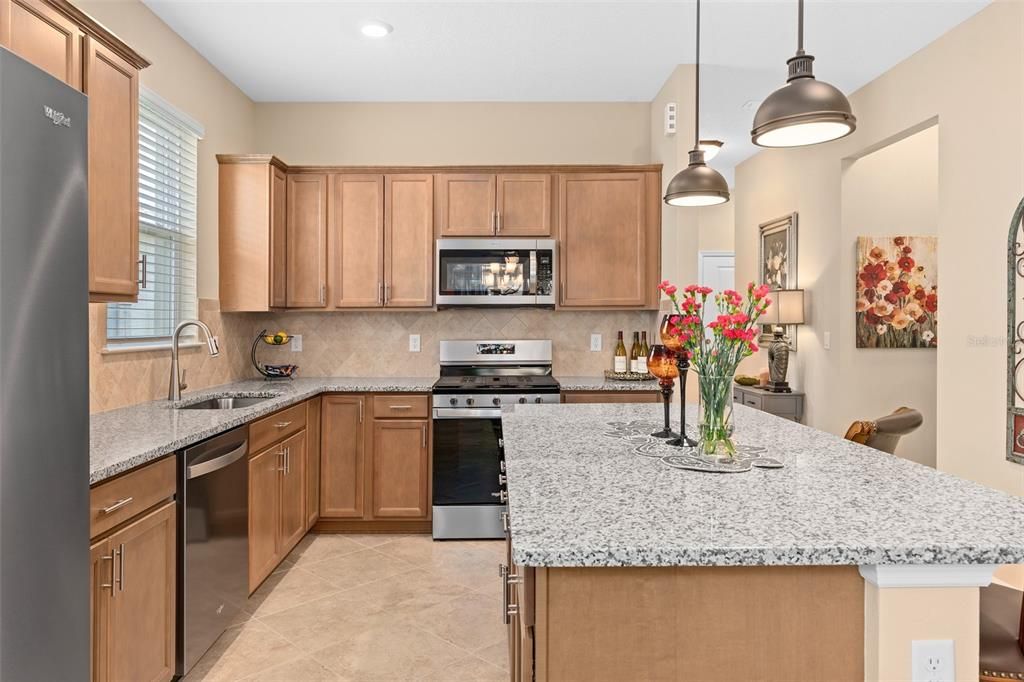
[361,21,393,38]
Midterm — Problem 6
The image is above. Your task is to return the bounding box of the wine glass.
[647,344,679,438]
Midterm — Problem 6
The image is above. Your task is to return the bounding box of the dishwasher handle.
[186,441,248,480]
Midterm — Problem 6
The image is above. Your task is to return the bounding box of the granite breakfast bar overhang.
[500,402,1024,681]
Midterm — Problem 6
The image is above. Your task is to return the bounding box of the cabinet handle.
[277,448,287,472]
[137,255,148,288]
[358,400,363,423]
[496,212,502,234]
[501,511,510,532]
[320,283,326,305]
[378,281,383,305]
[500,564,511,624]
[275,421,293,429]
[389,405,412,410]
[384,283,390,306]
[421,425,427,448]
[100,496,134,515]
[118,543,125,592]
[491,490,508,503]
[101,552,116,594]
[506,603,519,617]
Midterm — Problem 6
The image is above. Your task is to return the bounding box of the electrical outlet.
[823,331,831,350]
[590,334,603,352]
[409,334,421,352]
[290,334,302,352]
[912,640,954,682]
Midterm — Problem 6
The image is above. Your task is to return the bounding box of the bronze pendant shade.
[663,0,730,208]
[751,0,856,147]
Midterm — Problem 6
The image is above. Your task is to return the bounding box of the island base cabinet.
[90,501,176,682]
[527,565,863,682]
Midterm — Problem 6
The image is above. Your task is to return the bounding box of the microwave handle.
[529,250,537,295]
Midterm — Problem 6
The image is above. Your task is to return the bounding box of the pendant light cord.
[694,0,701,150]
[797,0,805,56]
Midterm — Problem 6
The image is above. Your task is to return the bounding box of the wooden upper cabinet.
[496,174,551,236]
[435,173,495,237]
[0,0,80,86]
[286,173,328,308]
[320,395,366,519]
[385,174,433,308]
[371,419,430,519]
[329,174,384,308]
[558,172,655,308]
[270,167,288,307]
[85,36,140,301]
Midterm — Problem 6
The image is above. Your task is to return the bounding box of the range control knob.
[492,397,501,406]
[534,397,543,404]
[466,397,475,406]
[449,397,458,406]
[518,397,527,404]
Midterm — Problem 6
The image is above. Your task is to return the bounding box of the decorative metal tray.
[603,420,784,473]
[604,369,656,382]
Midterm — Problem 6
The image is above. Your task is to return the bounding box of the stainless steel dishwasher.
[177,426,249,676]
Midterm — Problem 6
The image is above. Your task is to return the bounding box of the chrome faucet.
[168,320,220,401]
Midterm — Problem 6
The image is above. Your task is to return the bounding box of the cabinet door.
[558,173,647,308]
[329,174,384,307]
[496,174,551,237]
[106,501,176,682]
[90,538,111,682]
[270,166,288,307]
[435,173,495,236]
[305,397,321,530]
[320,395,366,518]
[85,36,140,301]
[371,419,429,519]
[279,430,307,555]
[0,0,80,87]
[286,173,328,308]
[249,445,282,592]
[385,174,433,308]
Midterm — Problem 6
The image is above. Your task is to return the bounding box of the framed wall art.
[758,213,798,348]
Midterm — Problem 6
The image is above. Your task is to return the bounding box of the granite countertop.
[90,377,435,484]
[501,402,1024,568]
[557,376,659,391]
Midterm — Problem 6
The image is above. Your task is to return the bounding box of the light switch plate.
[590,334,603,352]
[290,334,302,352]
[823,331,831,350]
[409,334,421,352]
[911,640,954,682]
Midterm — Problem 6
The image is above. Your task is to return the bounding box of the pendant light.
[664,0,730,208]
[751,0,856,147]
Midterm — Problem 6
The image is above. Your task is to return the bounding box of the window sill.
[101,340,202,355]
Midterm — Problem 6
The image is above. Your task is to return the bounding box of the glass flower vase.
[696,372,736,457]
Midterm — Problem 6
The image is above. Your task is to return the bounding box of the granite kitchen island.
[500,402,1024,681]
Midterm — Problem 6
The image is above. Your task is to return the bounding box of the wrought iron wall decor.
[1007,197,1024,464]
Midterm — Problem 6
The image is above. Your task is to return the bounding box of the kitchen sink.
[175,395,275,410]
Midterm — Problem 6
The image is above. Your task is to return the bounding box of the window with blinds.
[106,90,204,345]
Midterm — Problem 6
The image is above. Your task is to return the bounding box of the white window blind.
[107,90,203,344]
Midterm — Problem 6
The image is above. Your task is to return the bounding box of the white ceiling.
[142,0,989,177]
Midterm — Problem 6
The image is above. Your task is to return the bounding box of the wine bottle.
[639,331,650,374]
[614,331,628,373]
[629,331,640,373]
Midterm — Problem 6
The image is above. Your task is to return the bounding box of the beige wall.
[79,0,258,411]
[733,1,1024,491]
[255,102,650,166]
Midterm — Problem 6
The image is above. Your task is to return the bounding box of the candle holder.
[646,344,679,438]
[660,314,698,447]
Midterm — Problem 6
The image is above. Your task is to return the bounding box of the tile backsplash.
[89,302,659,413]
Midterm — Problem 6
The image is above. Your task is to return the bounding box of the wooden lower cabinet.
[279,430,307,551]
[371,419,430,518]
[91,500,175,682]
[249,428,307,592]
[320,394,366,518]
[305,396,322,530]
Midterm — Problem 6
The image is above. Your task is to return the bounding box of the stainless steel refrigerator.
[0,47,89,679]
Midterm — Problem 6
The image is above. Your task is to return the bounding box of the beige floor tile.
[413,591,506,653]
[282,534,366,568]
[473,640,511,671]
[376,535,495,566]
[184,620,303,682]
[310,621,469,681]
[246,565,341,619]
[345,533,409,548]
[241,655,340,682]
[347,568,471,617]
[303,548,416,590]
[419,654,509,681]
[259,590,386,654]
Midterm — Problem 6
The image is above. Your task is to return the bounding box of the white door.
[698,252,735,334]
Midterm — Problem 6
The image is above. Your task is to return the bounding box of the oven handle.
[432,408,503,420]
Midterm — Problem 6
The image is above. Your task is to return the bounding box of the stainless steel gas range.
[431,340,559,539]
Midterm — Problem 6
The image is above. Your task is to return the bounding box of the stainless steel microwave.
[435,239,556,307]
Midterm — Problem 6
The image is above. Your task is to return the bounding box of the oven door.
[435,239,555,306]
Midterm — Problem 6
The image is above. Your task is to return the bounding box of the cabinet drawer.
[250,402,307,454]
[739,393,762,410]
[90,455,175,539]
[373,395,429,419]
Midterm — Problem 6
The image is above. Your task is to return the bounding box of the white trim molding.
[859,564,997,588]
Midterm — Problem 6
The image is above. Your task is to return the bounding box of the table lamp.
[761,289,804,393]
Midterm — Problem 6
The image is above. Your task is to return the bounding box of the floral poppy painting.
[856,236,937,349]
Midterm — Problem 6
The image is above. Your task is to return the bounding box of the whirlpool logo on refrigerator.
[43,105,71,128]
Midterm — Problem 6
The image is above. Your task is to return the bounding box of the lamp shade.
[761,288,805,325]
[664,150,730,207]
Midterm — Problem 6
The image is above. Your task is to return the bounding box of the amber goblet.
[660,314,698,447]
[647,344,679,438]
